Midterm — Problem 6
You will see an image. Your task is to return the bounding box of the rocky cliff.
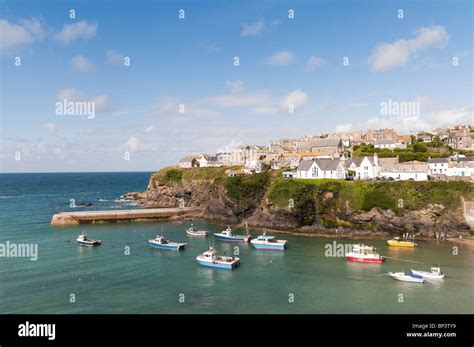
[124,167,474,238]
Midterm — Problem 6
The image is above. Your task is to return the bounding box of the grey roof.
[310,138,342,147]
[349,156,376,167]
[374,139,397,145]
[315,158,342,171]
[297,160,314,171]
[180,156,195,162]
[428,158,449,164]
[458,157,474,162]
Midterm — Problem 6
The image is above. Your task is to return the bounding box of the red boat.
[346,244,384,263]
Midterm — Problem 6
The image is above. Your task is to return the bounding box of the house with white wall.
[428,158,449,176]
[296,159,346,179]
[347,154,380,179]
[379,161,429,181]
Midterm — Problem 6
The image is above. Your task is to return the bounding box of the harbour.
[1,172,473,314]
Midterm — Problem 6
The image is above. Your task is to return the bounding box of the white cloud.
[144,125,154,134]
[335,123,353,133]
[126,136,140,152]
[57,88,112,113]
[42,123,57,133]
[106,50,124,65]
[363,104,473,133]
[225,80,245,93]
[307,56,324,71]
[266,51,295,66]
[370,25,450,71]
[55,20,97,44]
[281,89,309,109]
[240,18,264,37]
[71,55,94,72]
[0,18,44,51]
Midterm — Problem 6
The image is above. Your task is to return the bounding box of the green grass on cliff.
[267,178,474,213]
[224,172,270,208]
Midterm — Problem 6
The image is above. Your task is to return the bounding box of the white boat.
[214,226,251,243]
[388,271,424,283]
[186,223,208,236]
[148,235,186,250]
[250,232,287,250]
[411,267,445,280]
[345,244,384,263]
[77,234,101,246]
[196,247,240,269]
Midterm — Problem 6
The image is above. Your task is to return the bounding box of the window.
[312,165,318,177]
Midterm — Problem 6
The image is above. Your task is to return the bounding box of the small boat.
[77,202,93,207]
[346,244,384,263]
[186,223,208,237]
[387,237,417,248]
[214,226,251,243]
[411,266,445,280]
[196,247,240,269]
[250,232,287,250]
[77,234,101,246]
[149,235,186,250]
[388,271,424,283]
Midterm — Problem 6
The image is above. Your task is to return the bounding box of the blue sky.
[1,0,472,172]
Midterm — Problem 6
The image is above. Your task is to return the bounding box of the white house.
[428,158,449,176]
[446,162,474,178]
[347,154,380,179]
[179,156,196,168]
[374,139,406,149]
[296,159,346,179]
[380,161,429,181]
[197,154,219,167]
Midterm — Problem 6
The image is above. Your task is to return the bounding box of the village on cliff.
[178,124,474,181]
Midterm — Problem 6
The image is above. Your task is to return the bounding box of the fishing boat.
[77,233,101,246]
[148,235,186,250]
[250,232,287,250]
[214,225,251,243]
[196,247,240,269]
[345,244,384,263]
[388,271,424,283]
[387,237,417,248]
[411,267,445,280]
[186,223,208,237]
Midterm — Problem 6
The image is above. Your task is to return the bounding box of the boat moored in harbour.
[250,232,287,250]
[196,247,240,269]
[387,237,417,248]
[77,234,101,246]
[214,226,251,243]
[345,244,384,263]
[411,266,445,280]
[388,271,424,283]
[186,223,208,237]
[149,235,186,250]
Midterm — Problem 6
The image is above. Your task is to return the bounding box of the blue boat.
[148,235,186,250]
[250,233,287,250]
[214,226,251,243]
[196,247,240,269]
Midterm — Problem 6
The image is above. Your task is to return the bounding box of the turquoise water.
[0,173,473,313]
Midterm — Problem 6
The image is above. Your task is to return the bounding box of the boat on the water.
[149,235,186,250]
[250,232,287,250]
[196,247,240,269]
[77,234,101,246]
[186,223,208,237]
[214,226,251,242]
[345,244,384,263]
[387,237,417,248]
[411,266,445,280]
[388,271,424,283]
